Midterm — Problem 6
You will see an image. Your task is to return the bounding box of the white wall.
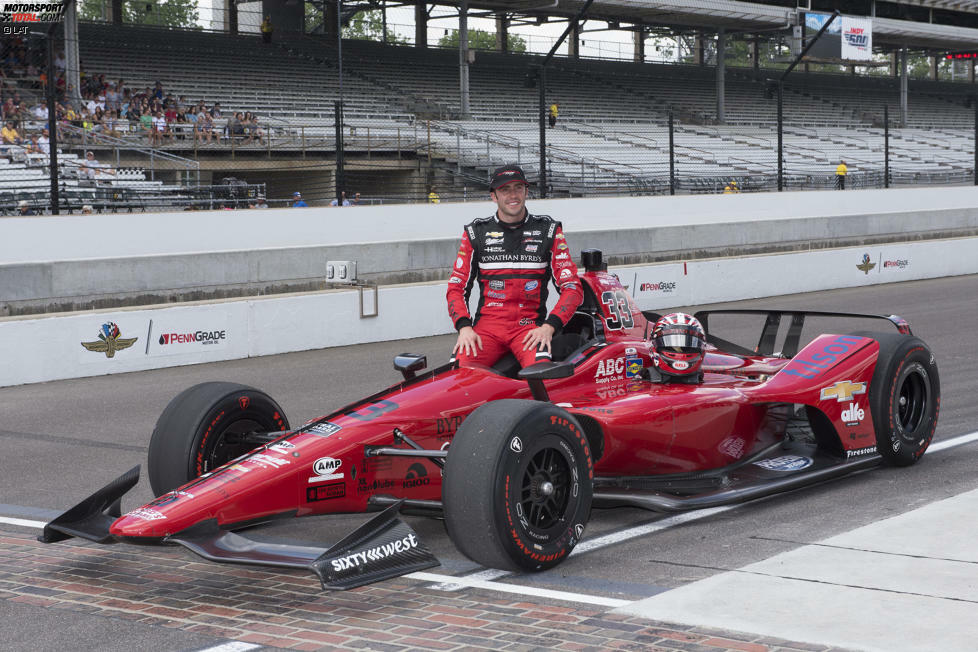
[2,237,975,387]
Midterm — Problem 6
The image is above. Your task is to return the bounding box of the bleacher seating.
[4,21,974,205]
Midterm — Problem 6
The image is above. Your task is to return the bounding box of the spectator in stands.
[102,110,120,139]
[32,100,49,121]
[254,196,269,209]
[37,128,50,155]
[428,187,440,204]
[229,112,245,141]
[152,81,164,101]
[835,160,847,190]
[2,120,22,146]
[81,205,94,215]
[105,83,120,112]
[1,98,15,121]
[549,102,558,128]
[54,50,66,73]
[261,15,274,44]
[330,191,351,207]
[195,108,214,144]
[151,110,169,146]
[352,192,362,206]
[17,200,35,216]
[723,180,740,194]
[80,150,115,181]
[291,191,308,208]
[210,103,223,119]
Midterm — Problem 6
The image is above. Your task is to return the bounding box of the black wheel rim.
[896,368,928,439]
[519,444,572,531]
[199,417,263,475]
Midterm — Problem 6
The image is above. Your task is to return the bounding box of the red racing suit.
[446,212,583,368]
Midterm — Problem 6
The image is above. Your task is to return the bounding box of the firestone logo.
[158,330,226,346]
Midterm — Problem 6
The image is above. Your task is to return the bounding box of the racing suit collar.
[494,210,528,229]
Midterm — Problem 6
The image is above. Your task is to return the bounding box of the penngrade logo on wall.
[80,322,138,359]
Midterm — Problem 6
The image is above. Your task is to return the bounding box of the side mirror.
[393,353,427,380]
[518,361,575,402]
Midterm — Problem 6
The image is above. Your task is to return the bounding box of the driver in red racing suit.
[447,165,583,368]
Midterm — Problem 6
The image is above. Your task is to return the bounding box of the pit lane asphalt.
[1,273,976,651]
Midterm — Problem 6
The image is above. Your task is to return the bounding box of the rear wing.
[694,309,911,359]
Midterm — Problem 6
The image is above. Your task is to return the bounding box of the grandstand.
[2,0,978,210]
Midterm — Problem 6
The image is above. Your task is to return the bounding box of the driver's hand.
[522,323,555,352]
[453,326,483,358]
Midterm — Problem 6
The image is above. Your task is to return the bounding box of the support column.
[495,13,508,52]
[64,1,80,107]
[111,0,122,24]
[633,28,645,63]
[900,48,908,126]
[971,60,975,83]
[324,2,338,43]
[568,21,580,59]
[459,0,470,119]
[890,51,898,77]
[415,2,427,48]
[752,36,759,72]
[930,56,938,81]
[226,0,238,35]
[694,32,704,65]
[716,29,725,124]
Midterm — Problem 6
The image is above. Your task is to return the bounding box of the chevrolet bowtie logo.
[820,380,867,402]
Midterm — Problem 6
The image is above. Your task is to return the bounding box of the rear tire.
[443,399,593,572]
[147,382,289,496]
[859,332,940,467]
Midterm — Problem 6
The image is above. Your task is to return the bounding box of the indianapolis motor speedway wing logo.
[80,322,138,358]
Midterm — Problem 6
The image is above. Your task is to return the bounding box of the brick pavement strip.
[0,530,832,651]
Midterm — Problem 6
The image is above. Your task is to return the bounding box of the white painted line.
[0,516,46,529]
[194,643,261,652]
[425,567,509,591]
[571,505,733,555]
[406,571,631,608]
[927,429,978,453]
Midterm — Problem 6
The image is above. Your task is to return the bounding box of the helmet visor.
[656,333,704,353]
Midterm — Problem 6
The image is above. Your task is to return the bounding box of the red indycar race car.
[42,249,940,590]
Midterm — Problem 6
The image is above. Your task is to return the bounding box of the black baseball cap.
[489,165,529,190]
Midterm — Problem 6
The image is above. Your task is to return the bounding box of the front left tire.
[147,382,289,496]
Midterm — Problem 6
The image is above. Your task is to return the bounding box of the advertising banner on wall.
[804,13,873,62]
[841,17,873,61]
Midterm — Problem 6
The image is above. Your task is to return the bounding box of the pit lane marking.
[406,571,630,607]
[428,429,978,592]
[194,644,260,652]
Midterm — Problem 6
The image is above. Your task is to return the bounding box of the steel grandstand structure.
[2,0,978,211]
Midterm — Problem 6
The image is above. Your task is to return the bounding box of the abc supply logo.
[158,329,226,346]
[1,1,65,23]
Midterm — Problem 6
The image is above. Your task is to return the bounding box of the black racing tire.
[858,332,940,467]
[442,399,593,572]
[147,382,289,497]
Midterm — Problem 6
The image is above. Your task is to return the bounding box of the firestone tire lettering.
[854,332,940,467]
[443,400,593,573]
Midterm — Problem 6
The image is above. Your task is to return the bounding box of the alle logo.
[842,402,865,424]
